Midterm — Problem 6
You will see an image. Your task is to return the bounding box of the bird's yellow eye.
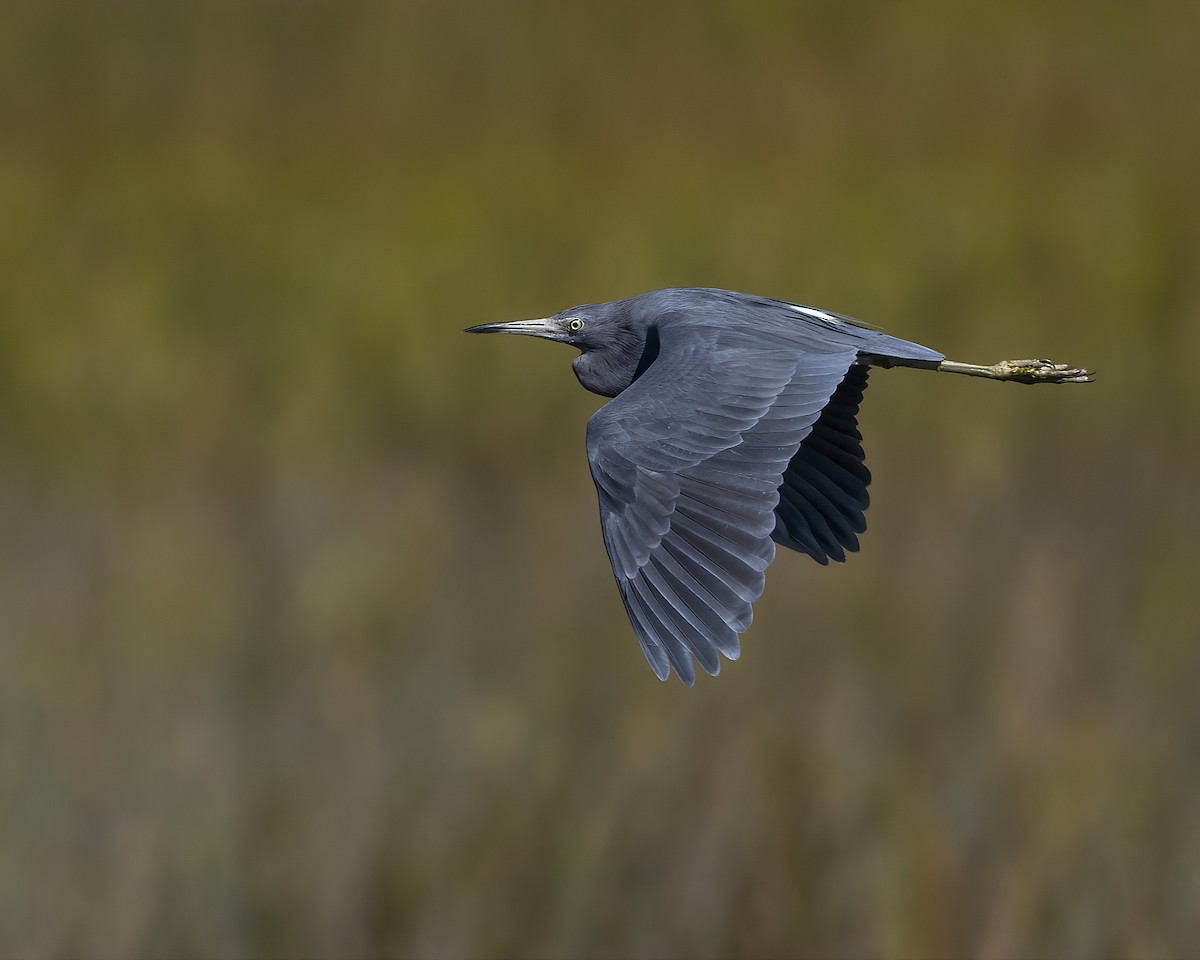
[567,318,584,332]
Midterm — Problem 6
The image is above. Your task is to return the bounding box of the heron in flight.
[466,288,1091,685]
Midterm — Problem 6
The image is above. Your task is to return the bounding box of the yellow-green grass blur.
[2,4,1198,958]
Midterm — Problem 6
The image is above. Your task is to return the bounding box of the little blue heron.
[466,287,1091,685]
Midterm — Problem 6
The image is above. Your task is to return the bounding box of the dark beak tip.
[461,318,560,339]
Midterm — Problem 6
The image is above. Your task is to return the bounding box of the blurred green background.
[2,4,1198,958]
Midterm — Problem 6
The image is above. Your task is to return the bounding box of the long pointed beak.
[463,317,563,340]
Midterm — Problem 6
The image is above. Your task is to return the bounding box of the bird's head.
[465,297,656,398]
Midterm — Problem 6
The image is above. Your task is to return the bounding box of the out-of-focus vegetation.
[2,4,1198,957]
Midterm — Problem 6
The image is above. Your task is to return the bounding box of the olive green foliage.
[2,5,1198,958]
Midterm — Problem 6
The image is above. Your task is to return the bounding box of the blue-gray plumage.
[466,287,1091,685]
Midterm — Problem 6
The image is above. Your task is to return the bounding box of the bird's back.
[647,288,944,365]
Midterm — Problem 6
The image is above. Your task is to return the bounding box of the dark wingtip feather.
[773,365,871,563]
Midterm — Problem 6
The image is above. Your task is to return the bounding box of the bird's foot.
[990,359,1094,384]
[936,357,1094,383]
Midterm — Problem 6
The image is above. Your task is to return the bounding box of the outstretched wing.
[587,336,858,684]
[772,365,872,564]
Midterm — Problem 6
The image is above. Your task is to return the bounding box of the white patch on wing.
[788,303,840,324]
